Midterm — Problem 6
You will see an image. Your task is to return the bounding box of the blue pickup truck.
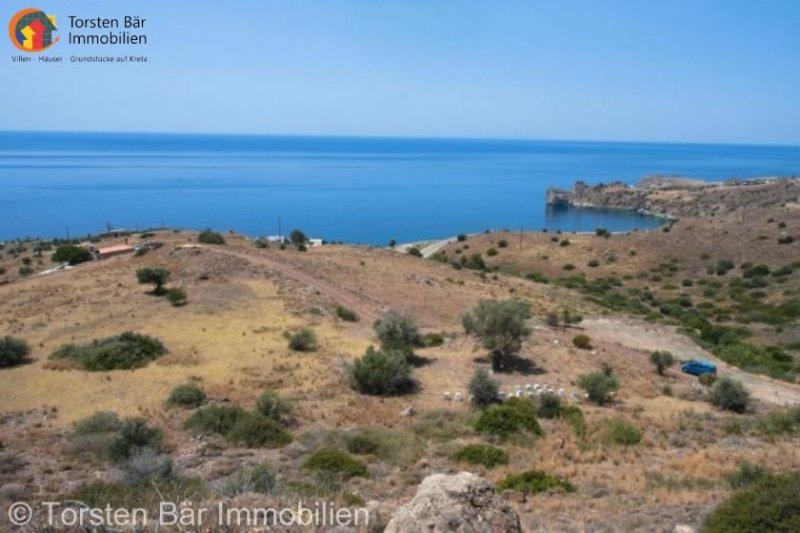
[681,359,717,376]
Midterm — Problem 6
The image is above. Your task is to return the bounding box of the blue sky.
[2,0,799,144]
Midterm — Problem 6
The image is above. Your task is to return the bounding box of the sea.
[1,131,799,245]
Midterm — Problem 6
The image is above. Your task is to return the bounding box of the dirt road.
[202,246,382,323]
[582,317,800,406]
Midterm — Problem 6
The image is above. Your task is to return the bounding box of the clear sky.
[2,0,799,144]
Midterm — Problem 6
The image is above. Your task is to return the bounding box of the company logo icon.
[9,8,58,52]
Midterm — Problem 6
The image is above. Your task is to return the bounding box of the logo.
[9,8,58,52]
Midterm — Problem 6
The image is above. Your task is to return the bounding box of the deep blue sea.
[2,132,800,244]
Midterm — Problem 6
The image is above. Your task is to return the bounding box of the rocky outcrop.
[384,472,521,533]
[546,176,800,218]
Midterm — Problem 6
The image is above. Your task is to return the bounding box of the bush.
[649,350,675,376]
[198,229,226,245]
[468,368,500,408]
[572,334,592,350]
[348,347,413,396]
[136,267,171,295]
[462,299,531,371]
[109,418,164,463]
[725,461,769,489]
[407,246,422,257]
[52,244,92,265]
[19,265,33,276]
[704,473,800,533]
[167,384,207,409]
[226,412,293,448]
[421,332,445,347]
[220,463,276,497]
[0,336,31,368]
[451,444,509,468]
[525,272,549,284]
[287,328,317,352]
[74,411,123,436]
[587,259,600,268]
[577,372,619,406]
[255,391,293,423]
[457,234,468,242]
[474,398,542,441]
[497,239,509,248]
[559,239,570,247]
[497,470,575,494]
[374,311,422,358]
[486,248,498,257]
[184,404,248,435]
[69,477,206,512]
[289,229,307,245]
[537,392,562,419]
[711,377,750,413]
[605,419,642,445]
[50,332,167,371]
[462,253,486,270]
[165,287,187,307]
[303,448,369,480]
[121,447,173,483]
[335,306,359,322]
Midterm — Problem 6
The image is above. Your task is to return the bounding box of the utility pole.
[278,216,282,240]
[519,225,523,249]
[65,226,70,240]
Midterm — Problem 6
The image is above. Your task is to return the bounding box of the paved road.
[582,317,800,406]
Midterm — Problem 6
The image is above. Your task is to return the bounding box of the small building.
[95,244,135,260]
[308,238,324,247]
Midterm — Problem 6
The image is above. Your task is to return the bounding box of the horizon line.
[2,128,800,150]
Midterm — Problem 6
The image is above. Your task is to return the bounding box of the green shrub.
[421,332,445,347]
[468,368,500,408]
[52,244,92,265]
[451,444,509,468]
[255,391,293,423]
[537,392,562,419]
[462,299,531,371]
[50,332,167,371]
[184,404,248,435]
[167,384,207,409]
[649,350,675,375]
[559,239,570,247]
[525,272,549,284]
[497,239,509,248]
[561,406,587,438]
[220,463,277,496]
[704,473,800,533]
[711,377,750,413]
[563,263,576,271]
[165,287,187,307]
[605,419,642,445]
[474,398,542,441]
[136,267,172,296]
[227,412,293,448]
[462,253,486,270]
[577,372,619,406]
[19,265,33,276]
[374,311,422,358]
[198,229,226,245]
[486,248,498,257]
[0,336,31,368]
[497,470,575,494]
[348,347,413,396]
[303,448,369,480]
[335,306,359,322]
[412,410,476,443]
[457,234,468,242]
[572,334,592,349]
[74,411,123,435]
[725,461,769,489]
[287,328,317,352]
[109,418,164,463]
[587,259,600,268]
[407,246,422,257]
[345,433,380,455]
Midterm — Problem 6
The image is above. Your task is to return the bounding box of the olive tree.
[374,311,422,359]
[462,299,531,371]
[649,351,675,376]
[136,267,171,295]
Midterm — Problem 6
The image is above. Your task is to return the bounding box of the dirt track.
[202,245,382,323]
[582,317,800,406]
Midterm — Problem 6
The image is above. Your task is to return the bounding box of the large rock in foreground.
[385,472,521,533]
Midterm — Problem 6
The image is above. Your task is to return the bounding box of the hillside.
[1,200,799,531]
